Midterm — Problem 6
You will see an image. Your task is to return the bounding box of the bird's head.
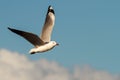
[50,41,59,46]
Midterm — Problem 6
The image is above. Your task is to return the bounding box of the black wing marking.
[8,27,45,47]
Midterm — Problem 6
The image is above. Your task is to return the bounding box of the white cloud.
[0,49,119,80]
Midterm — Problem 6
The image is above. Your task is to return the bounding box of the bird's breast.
[36,44,55,52]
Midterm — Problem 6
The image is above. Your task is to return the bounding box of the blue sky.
[0,0,120,74]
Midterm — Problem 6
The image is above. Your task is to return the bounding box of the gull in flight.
[8,5,59,54]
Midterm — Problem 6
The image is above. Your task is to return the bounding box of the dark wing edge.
[8,27,44,47]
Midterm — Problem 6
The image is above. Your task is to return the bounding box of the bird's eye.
[52,41,55,44]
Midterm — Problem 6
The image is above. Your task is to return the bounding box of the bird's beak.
[56,43,59,46]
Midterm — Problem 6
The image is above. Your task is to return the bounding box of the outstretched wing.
[8,27,44,47]
[40,5,55,42]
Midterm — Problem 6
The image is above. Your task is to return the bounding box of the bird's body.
[8,5,58,54]
[29,41,57,54]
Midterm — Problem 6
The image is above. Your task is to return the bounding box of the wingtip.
[48,5,52,9]
[8,27,10,29]
[8,27,12,30]
[8,27,15,31]
[8,27,17,33]
[48,5,55,14]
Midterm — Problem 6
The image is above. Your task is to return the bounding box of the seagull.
[8,5,59,54]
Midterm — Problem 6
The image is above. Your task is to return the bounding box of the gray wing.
[8,27,44,47]
[40,5,55,42]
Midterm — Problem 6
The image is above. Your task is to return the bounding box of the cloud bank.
[0,49,119,80]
